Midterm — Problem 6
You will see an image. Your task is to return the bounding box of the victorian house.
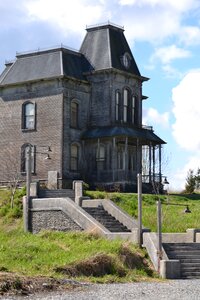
[0,23,166,192]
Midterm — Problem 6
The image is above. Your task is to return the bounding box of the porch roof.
[82,126,166,145]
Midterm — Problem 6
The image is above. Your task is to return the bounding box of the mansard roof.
[80,23,146,79]
[0,23,147,87]
[0,47,93,86]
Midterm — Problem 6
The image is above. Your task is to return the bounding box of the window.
[132,96,135,124]
[128,146,136,171]
[96,145,105,161]
[117,145,125,170]
[123,89,129,122]
[70,144,79,171]
[121,52,131,69]
[22,102,35,130]
[96,145,105,170]
[115,91,120,121]
[71,101,78,128]
[21,144,35,173]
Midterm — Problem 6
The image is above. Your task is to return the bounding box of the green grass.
[0,188,156,282]
[0,220,155,281]
[1,188,200,282]
[85,190,200,233]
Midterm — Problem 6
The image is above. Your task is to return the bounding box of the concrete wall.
[27,196,139,242]
[143,229,200,279]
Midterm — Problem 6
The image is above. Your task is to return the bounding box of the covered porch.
[82,126,166,192]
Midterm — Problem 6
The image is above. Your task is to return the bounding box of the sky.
[0,0,200,191]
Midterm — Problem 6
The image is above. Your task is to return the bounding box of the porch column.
[149,143,152,183]
[152,145,155,183]
[159,144,162,184]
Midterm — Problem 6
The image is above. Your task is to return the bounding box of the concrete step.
[181,259,200,263]
[163,243,200,250]
[181,271,200,278]
[84,206,131,233]
[38,189,75,199]
[163,243,200,278]
[181,263,200,269]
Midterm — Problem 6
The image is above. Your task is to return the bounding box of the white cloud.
[169,155,200,191]
[0,0,199,52]
[118,0,200,44]
[179,26,200,46]
[151,45,191,64]
[143,107,169,128]
[162,64,183,79]
[119,0,197,11]
[24,0,106,37]
[172,70,200,152]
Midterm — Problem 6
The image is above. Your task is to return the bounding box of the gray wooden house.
[0,23,165,192]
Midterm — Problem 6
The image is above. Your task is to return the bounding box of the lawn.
[85,191,200,233]
[0,188,156,282]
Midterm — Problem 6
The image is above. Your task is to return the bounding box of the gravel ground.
[2,280,200,300]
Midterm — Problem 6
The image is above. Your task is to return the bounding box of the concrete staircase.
[38,189,75,200]
[83,205,131,233]
[163,243,200,279]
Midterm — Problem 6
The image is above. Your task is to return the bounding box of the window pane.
[132,96,135,123]
[96,145,105,161]
[25,103,34,115]
[71,145,78,170]
[24,103,35,129]
[116,92,119,121]
[123,89,128,122]
[26,116,34,129]
[71,102,78,128]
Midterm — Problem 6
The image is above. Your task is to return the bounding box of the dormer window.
[121,52,131,69]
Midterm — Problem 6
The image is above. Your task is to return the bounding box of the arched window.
[21,144,35,173]
[115,91,120,121]
[22,102,35,130]
[131,96,136,124]
[70,144,79,171]
[123,89,129,122]
[70,101,78,128]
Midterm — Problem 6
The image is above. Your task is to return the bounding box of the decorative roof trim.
[16,45,80,58]
[83,67,149,82]
[86,22,124,31]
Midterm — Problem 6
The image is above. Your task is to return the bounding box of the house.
[0,22,166,192]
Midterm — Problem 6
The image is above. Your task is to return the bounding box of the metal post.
[157,199,162,272]
[137,173,142,248]
[25,144,31,232]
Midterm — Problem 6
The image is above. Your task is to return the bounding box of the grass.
[0,220,155,282]
[1,187,200,283]
[85,190,200,233]
[0,187,157,282]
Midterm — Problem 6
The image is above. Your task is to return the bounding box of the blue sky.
[1,0,200,191]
